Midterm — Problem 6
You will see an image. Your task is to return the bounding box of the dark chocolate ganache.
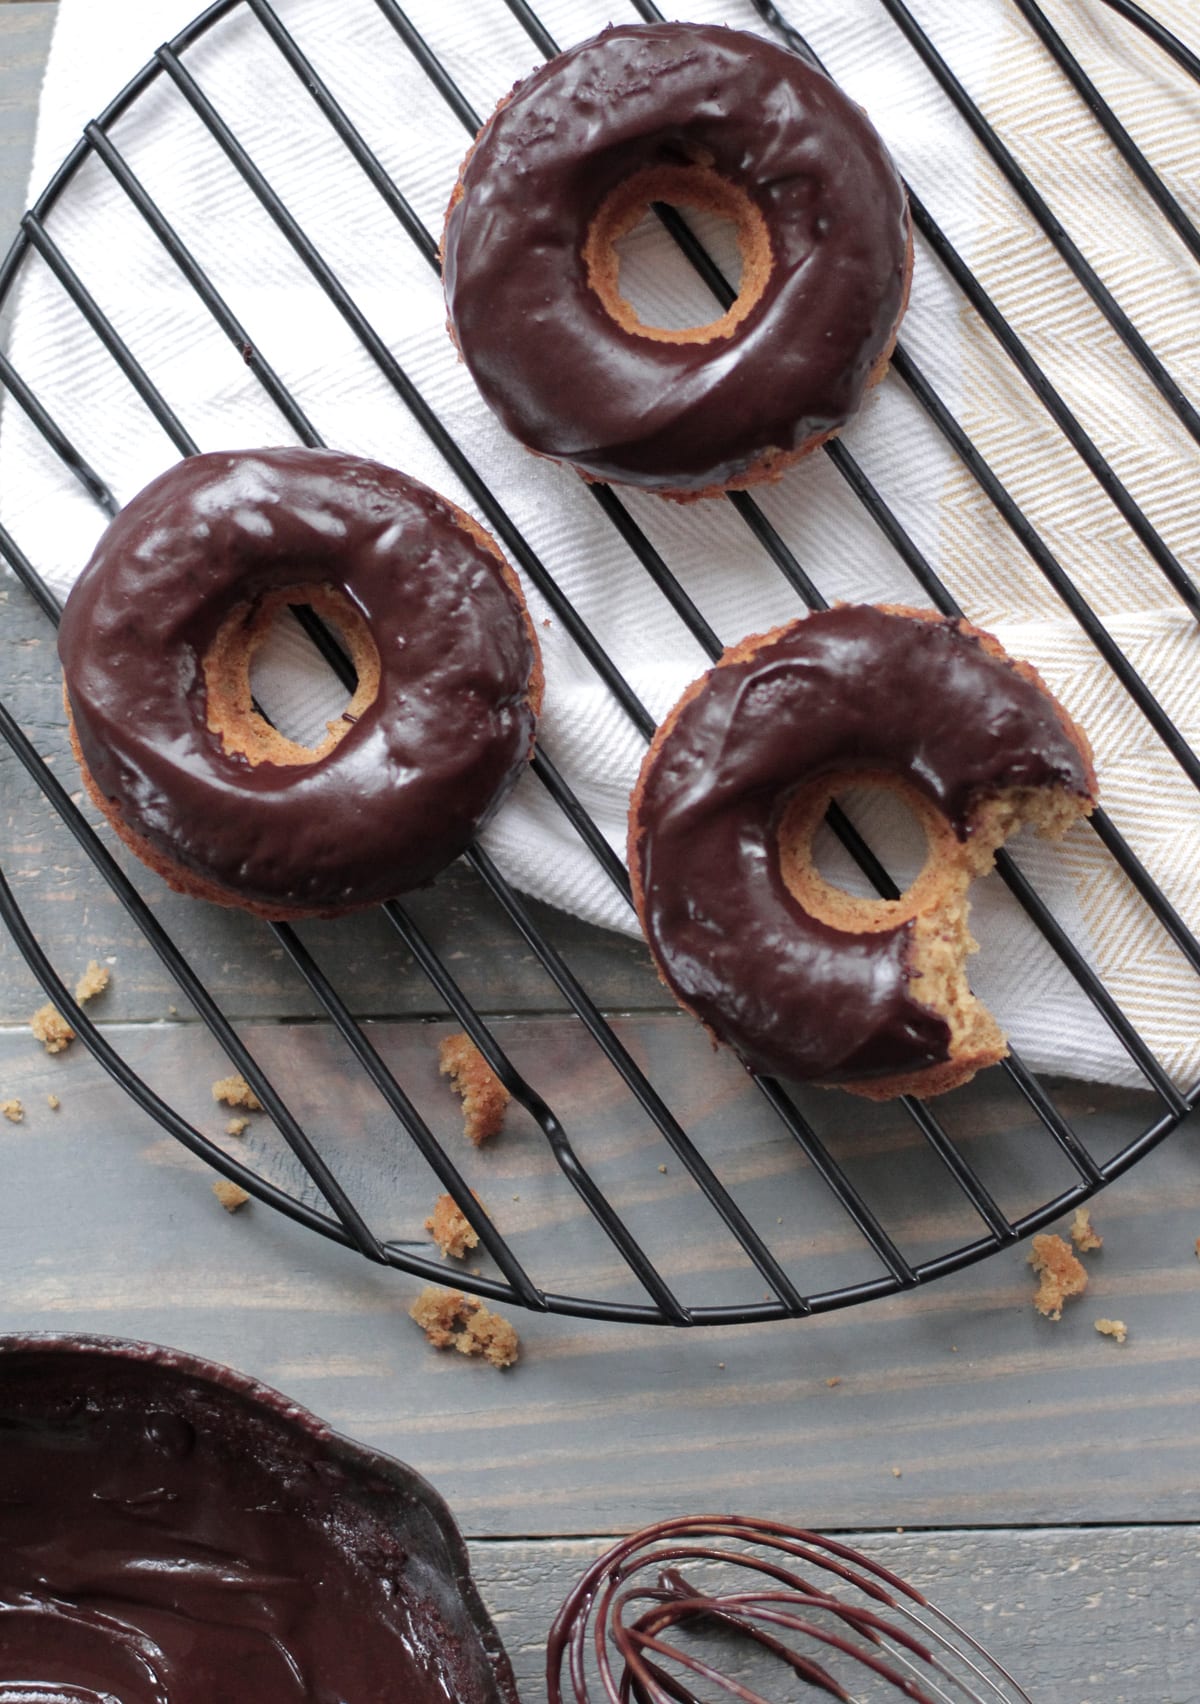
[631,606,1094,1084]
[57,449,539,915]
[0,1339,514,1704]
[442,23,910,493]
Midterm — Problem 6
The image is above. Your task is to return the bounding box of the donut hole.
[584,163,770,342]
[777,775,957,932]
[204,586,379,767]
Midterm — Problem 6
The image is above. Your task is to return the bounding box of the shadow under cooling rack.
[0,0,1198,1325]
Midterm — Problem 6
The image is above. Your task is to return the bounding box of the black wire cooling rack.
[1,0,1198,1327]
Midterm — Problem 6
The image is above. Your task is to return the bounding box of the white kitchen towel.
[2,0,1199,1090]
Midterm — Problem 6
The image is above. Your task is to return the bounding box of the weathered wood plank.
[0,6,56,261]
[468,1528,1200,1704]
[1,1021,1196,1535]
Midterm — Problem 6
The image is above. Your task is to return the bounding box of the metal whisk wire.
[546,1517,1031,1704]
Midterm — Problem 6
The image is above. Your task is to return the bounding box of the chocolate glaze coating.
[0,1334,516,1704]
[442,23,910,493]
[58,449,539,915]
[631,607,1094,1084]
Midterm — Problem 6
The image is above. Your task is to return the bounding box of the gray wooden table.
[1,5,1198,1699]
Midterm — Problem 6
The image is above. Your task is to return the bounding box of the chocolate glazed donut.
[628,606,1096,1100]
[59,449,542,919]
[442,22,912,499]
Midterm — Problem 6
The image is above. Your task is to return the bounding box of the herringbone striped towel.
[1,0,1197,1088]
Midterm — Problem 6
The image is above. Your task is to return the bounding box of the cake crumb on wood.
[409,1286,519,1368]
[1029,1233,1088,1319]
[75,961,110,1003]
[2,1099,23,1124]
[31,1003,75,1054]
[212,1074,262,1112]
[30,961,112,1055]
[46,1094,60,1111]
[225,1116,249,1137]
[212,1179,250,1212]
[1095,1317,1127,1344]
[438,1033,509,1145]
[1070,1206,1102,1252]
[425,1192,484,1260]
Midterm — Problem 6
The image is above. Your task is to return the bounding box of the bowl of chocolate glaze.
[0,1333,516,1704]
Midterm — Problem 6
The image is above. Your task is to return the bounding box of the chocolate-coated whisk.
[546,1517,1031,1704]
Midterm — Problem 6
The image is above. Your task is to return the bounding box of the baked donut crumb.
[75,961,110,1003]
[2,1099,24,1124]
[425,1191,484,1260]
[30,961,111,1056]
[47,1094,60,1111]
[438,1034,508,1144]
[212,1074,262,1112]
[225,1116,249,1138]
[1094,1317,1127,1344]
[212,1179,250,1213]
[31,1004,74,1054]
[1070,1206,1102,1252]
[1029,1233,1088,1319]
[409,1285,519,1368]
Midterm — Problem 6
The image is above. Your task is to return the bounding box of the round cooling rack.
[1,0,1199,1327]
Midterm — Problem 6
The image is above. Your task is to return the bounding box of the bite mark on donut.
[628,603,1097,1101]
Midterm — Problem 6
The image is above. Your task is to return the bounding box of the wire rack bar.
[378,898,692,1322]
[0,861,361,1244]
[0,351,117,515]
[751,0,1200,619]
[1099,0,1200,79]
[1016,0,1200,263]
[0,696,389,1261]
[877,0,1200,447]
[19,217,199,459]
[83,124,324,446]
[269,920,548,1309]
[0,0,1194,1325]
[466,847,812,1312]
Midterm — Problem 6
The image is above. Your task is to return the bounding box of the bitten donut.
[442,22,912,500]
[58,449,543,920]
[628,605,1097,1100]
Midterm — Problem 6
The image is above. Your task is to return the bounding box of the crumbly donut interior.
[582,161,771,343]
[203,585,380,767]
[777,773,1089,1089]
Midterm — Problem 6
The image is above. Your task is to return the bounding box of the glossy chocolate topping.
[547,1515,1029,1703]
[0,1337,515,1704]
[632,607,1093,1084]
[443,23,910,493]
[58,449,538,914]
